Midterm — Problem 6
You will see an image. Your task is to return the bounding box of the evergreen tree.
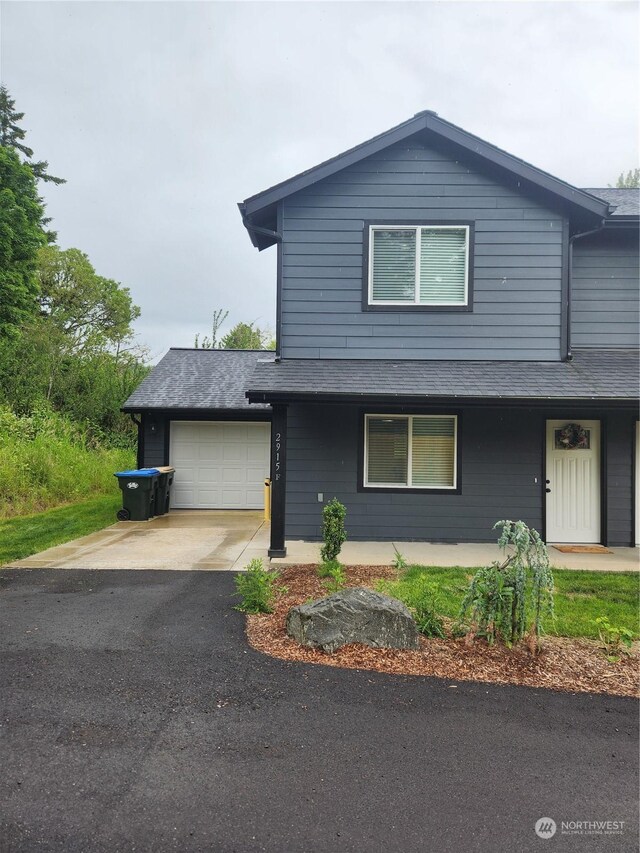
[0,85,65,184]
[0,146,47,335]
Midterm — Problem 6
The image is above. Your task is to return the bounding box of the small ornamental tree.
[458,520,554,653]
[320,498,347,563]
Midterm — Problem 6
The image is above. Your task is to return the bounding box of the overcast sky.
[1,1,638,360]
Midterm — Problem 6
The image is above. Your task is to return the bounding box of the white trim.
[363,413,458,490]
[368,225,470,307]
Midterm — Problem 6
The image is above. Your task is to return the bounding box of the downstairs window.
[364,414,458,490]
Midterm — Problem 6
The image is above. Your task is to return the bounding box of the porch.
[271,539,640,572]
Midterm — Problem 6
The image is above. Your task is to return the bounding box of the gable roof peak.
[240,111,611,250]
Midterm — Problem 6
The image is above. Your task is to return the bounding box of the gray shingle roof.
[246,350,639,402]
[122,349,272,411]
[582,188,639,217]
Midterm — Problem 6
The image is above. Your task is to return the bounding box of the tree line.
[0,85,146,443]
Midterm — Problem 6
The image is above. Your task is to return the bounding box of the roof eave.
[238,112,610,247]
[245,390,637,406]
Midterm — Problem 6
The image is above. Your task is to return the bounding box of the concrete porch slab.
[271,540,640,572]
[4,510,270,572]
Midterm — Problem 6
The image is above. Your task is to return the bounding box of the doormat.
[553,545,612,554]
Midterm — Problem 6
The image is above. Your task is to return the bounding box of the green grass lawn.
[0,493,121,565]
[377,564,640,640]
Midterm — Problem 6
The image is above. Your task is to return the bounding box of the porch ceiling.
[246,349,640,404]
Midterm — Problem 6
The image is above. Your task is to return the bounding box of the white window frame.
[363,413,458,490]
[368,224,470,307]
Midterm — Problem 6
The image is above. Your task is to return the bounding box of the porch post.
[269,404,288,557]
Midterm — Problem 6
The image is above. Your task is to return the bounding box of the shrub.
[317,558,343,579]
[457,520,554,652]
[234,558,285,614]
[320,498,347,563]
[594,616,634,661]
[323,563,347,594]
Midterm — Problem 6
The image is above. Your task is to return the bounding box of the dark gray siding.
[286,404,544,542]
[571,230,639,349]
[142,415,166,467]
[281,139,566,361]
[285,404,635,545]
[605,414,635,547]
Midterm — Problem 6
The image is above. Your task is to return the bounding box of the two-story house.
[123,111,639,557]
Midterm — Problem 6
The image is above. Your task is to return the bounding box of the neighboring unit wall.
[571,229,639,349]
[280,138,566,361]
[605,414,635,547]
[286,404,544,542]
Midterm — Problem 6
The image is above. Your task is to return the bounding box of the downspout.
[240,206,283,362]
[566,218,607,361]
[129,413,143,469]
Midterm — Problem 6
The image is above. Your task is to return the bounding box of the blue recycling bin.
[114,468,160,521]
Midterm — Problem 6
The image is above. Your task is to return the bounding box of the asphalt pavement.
[1,569,638,852]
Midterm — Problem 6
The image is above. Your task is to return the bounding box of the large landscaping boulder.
[286,587,419,654]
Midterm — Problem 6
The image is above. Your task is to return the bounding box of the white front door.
[170,421,270,509]
[545,419,601,544]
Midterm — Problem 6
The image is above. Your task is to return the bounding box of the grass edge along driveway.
[0,494,120,565]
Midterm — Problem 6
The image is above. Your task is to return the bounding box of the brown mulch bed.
[246,565,640,699]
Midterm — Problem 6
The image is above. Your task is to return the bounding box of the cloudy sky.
[1,1,638,359]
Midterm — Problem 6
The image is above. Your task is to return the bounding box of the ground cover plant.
[0,494,121,565]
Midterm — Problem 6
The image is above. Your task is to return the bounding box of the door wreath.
[554,422,590,450]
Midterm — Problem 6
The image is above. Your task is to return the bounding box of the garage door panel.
[221,423,246,441]
[198,444,223,462]
[221,466,249,484]
[222,444,247,462]
[170,421,270,509]
[246,444,269,462]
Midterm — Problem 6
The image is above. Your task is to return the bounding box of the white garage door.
[169,421,270,509]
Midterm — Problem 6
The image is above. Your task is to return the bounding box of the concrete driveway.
[1,568,637,853]
[6,510,269,571]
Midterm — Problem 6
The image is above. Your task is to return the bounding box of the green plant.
[317,558,343,579]
[594,616,634,661]
[392,547,408,570]
[413,592,446,639]
[457,520,554,652]
[323,563,347,594]
[320,498,347,563]
[234,558,285,614]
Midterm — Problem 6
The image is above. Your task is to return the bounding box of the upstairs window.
[368,225,470,307]
[364,414,458,490]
